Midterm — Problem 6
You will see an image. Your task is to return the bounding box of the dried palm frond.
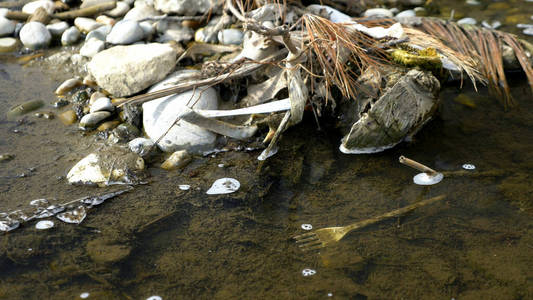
[301,14,389,101]
[417,19,533,107]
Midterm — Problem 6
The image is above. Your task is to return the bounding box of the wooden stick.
[27,6,50,24]
[5,10,30,21]
[399,155,438,175]
[53,1,116,19]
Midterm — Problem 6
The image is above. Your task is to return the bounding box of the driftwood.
[53,1,116,19]
[114,50,288,107]
[5,1,117,21]
[27,6,50,24]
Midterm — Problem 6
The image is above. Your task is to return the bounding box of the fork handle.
[344,194,446,233]
[399,156,438,175]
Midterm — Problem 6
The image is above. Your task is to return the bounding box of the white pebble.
[178,184,190,190]
[301,268,316,277]
[301,224,313,230]
[106,1,130,17]
[80,292,90,298]
[79,111,112,129]
[80,38,105,58]
[0,37,18,53]
[22,0,54,14]
[46,21,69,37]
[74,17,102,33]
[146,296,162,300]
[395,9,416,18]
[0,17,16,37]
[19,21,51,50]
[363,8,393,18]
[457,17,477,25]
[61,26,80,46]
[90,97,114,113]
[55,78,82,95]
[106,20,144,44]
[217,29,244,45]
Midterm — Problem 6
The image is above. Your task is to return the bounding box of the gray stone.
[20,22,51,50]
[80,38,105,57]
[88,43,177,97]
[128,137,154,157]
[363,8,393,18]
[90,97,114,112]
[106,20,144,45]
[0,37,18,53]
[74,17,102,33]
[0,17,16,37]
[105,1,130,17]
[217,29,243,45]
[46,21,69,37]
[340,69,440,154]
[61,26,80,46]
[154,0,218,15]
[142,70,219,153]
[79,111,112,129]
[22,0,54,14]
[85,25,111,41]
[123,2,158,21]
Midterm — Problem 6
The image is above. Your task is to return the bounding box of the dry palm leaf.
[301,14,389,102]
[417,19,533,107]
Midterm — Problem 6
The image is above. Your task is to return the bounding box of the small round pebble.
[46,21,69,37]
[61,26,80,46]
[80,292,90,298]
[106,20,144,45]
[0,17,16,37]
[457,17,477,25]
[217,28,244,45]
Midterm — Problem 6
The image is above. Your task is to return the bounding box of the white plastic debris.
[80,292,90,299]
[413,172,443,185]
[30,198,49,206]
[206,178,240,195]
[178,184,191,191]
[257,145,279,161]
[36,205,65,219]
[0,219,19,232]
[462,164,476,170]
[57,206,87,224]
[301,224,313,230]
[301,268,316,277]
[35,220,54,230]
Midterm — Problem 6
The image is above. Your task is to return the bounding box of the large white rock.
[154,0,216,15]
[142,70,219,153]
[20,22,51,49]
[106,20,144,44]
[0,17,16,37]
[22,0,54,15]
[88,43,177,97]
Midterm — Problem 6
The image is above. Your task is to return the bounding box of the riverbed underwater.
[1,1,533,299]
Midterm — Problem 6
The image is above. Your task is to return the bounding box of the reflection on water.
[1,2,533,298]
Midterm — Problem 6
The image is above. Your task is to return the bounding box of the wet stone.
[85,25,112,41]
[58,110,77,125]
[79,111,112,129]
[80,38,106,58]
[128,137,154,157]
[89,97,113,114]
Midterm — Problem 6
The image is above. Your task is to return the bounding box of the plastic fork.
[293,194,446,251]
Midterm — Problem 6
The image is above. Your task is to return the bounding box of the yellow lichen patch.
[390,46,442,70]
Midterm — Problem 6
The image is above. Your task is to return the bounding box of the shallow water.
[2,2,533,299]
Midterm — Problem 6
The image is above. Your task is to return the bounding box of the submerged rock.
[67,146,145,186]
[340,69,440,154]
[142,70,218,153]
[88,43,177,97]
